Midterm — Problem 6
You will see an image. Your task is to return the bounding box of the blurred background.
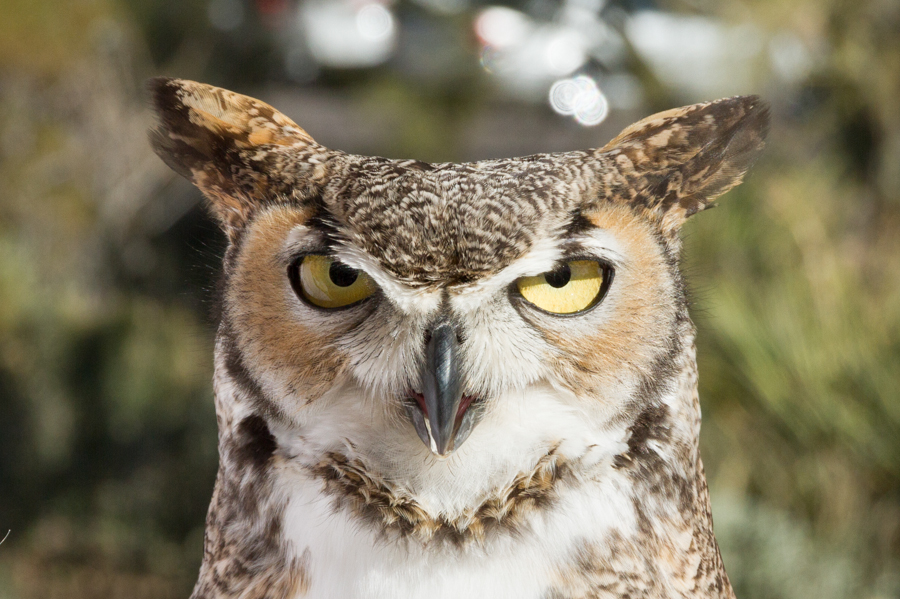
[1,0,899,597]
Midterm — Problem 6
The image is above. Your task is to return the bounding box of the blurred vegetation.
[0,0,898,598]
[683,2,900,596]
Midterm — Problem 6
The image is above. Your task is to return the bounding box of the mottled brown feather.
[597,96,769,234]
[148,77,323,233]
[144,80,770,599]
[312,447,574,547]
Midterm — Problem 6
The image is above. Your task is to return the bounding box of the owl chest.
[277,467,642,599]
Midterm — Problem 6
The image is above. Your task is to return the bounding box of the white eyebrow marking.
[574,228,628,266]
[449,235,562,314]
[333,242,442,316]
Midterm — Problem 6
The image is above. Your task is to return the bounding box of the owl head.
[150,79,767,494]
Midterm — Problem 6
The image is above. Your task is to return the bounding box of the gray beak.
[406,320,478,456]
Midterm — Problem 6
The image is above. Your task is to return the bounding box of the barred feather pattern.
[146,78,768,599]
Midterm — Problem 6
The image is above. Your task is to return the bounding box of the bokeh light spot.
[357,3,394,42]
[548,75,609,126]
[475,6,531,48]
[545,31,586,76]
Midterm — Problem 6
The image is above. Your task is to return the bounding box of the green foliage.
[0,8,217,592]
[681,1,900,592]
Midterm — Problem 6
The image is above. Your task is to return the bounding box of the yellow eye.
[516,260,611,314]
[291,255,376,309]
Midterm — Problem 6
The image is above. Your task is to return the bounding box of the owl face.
[150,79,767,479]
[223,173,678,458]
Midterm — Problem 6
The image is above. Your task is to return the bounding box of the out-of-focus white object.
[300,0,397,68]
[549,75,609,126]
[625,11,763,99]
[473,3,626,104]
[475,6,531,49]
[768,31,815,83]
[356,4,393,42]
[545,29,588,76]
[474,6,592,98]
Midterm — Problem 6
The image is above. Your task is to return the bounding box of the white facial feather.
[273,376,661,599]
[335,242,443,315]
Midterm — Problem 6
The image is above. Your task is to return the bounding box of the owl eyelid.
[289,250,343,263]
[534,255,615,278]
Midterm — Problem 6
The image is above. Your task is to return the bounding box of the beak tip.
[434,440,454,458]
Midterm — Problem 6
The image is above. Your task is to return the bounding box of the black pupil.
[329,261,359,287]
[545,264,571,288]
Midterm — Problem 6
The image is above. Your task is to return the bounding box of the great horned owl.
[149,78,768,599]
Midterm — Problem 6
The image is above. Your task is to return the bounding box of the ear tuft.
[598,96,769,235]
[148,78,322,234]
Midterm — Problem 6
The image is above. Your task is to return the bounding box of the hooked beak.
[405,320,479,457]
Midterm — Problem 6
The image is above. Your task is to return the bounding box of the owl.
[149,78,768,599]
